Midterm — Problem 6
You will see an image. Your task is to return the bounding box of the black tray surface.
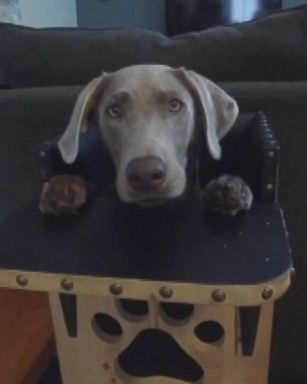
[0,199,291,285]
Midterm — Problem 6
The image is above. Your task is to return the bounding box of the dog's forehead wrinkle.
[106,67,191,103]
[107,90,131,103]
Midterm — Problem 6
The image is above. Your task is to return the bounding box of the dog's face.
[58,65,238,206]
[97,66,195,205]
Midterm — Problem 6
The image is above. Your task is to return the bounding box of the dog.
[39,65,253,216]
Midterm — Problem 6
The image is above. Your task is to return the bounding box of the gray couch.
[1,6,307,383]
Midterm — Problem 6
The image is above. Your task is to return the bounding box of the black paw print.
[90,298,226,383]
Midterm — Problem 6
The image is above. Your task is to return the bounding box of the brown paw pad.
[203,175,253,217]
[39,175,88,216]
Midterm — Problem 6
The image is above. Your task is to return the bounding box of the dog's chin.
[117,180,186,207]
[136,198,168,207]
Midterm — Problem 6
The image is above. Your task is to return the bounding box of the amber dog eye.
[106,103,123,118]
[168,98,183,112]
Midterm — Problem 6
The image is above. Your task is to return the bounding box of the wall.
[19,0,77,28]
[15,0,307,30]
[0,0,21,24]
[283,0,307,7]
[76,0,166,33]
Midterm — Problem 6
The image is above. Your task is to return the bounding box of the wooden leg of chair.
[236,303,274,384]
[49,292,80,384]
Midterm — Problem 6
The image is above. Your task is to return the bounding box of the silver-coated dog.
[39,65,252,216]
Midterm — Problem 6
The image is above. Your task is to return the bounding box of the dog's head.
[58,65,238,205]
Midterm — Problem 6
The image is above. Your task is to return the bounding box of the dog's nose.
[126,156,166,192]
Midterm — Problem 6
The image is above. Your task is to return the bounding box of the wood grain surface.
[0,288,55,384]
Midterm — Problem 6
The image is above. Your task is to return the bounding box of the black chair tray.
[0,199,291,286]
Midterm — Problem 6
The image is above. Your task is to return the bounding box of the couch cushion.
[1,6,307,88]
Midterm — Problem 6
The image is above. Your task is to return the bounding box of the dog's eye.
[106,103,122,118]
[168,98,183,112]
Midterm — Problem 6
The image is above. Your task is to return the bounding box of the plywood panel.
[0,288,55,384]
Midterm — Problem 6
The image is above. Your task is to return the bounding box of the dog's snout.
[126,156,166,193]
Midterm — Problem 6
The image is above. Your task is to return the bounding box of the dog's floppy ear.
[58,73,110,164]
[178,69,239,160]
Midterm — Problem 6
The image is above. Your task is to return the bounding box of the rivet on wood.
[61,278,74,291]
[109,283,123,296]
[261,287,274,300]
[159,286,173,299]
[212,289,226,303]
[16,275,28,287]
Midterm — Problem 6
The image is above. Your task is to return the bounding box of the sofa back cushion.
[1,6,307,87]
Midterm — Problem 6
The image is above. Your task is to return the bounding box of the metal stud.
[159,286,173,299]
[39,150,46,158]
[61,278,74,291]
[261,286,274,300]
[212,289,226,303]
[16,275,28,287]
[109,283,123,296]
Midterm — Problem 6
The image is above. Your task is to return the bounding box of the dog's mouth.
[123,184,184,207]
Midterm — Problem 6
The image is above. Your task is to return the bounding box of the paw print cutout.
[51,292,265,384]
[64,296,231,384]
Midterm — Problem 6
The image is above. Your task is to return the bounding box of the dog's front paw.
[39,175,88,216]
[202,175,253,217]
